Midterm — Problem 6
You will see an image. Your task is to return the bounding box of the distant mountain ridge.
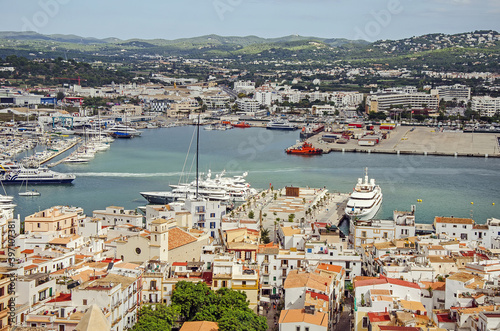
[0,31,368,47]
[0,30,498,73]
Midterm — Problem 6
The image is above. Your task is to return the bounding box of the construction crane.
[53,76,87,85]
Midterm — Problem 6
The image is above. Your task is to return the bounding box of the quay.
[44,138,82,167]
[290,125,500,158]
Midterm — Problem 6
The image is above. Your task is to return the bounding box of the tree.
[132,304,180,331]
[248,210,255,219]
[261,228,271,244]
[56,92,65,101]
[170,282,267,331]
[171,281,216,321]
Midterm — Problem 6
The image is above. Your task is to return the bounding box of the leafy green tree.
[171,281,267,331]
[248,210,255,219]
[260,228,271,244]
[171,281,215,321]
[132,304,180,331]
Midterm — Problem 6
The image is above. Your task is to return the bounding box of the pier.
[287,126,500,158]
[44,138,82,167]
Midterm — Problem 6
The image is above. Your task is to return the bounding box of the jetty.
[286,125,500,158]
[45,138,82,167]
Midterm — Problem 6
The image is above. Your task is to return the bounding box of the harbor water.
[4,126,500,223]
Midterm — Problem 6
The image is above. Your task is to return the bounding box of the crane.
[53,76,87,85]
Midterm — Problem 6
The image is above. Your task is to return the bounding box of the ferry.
[345,168,382,220]
[286,142,323,155]
[266,119,298,131]
[0,160,75,184]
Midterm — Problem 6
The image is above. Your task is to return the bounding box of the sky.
[0,0,499,42]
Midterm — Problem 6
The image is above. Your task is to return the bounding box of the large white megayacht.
[345,168,383,220]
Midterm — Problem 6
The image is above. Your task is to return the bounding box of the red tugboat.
[286,142,323,155]
[232,121,251,128]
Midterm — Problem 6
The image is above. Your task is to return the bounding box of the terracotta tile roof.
[281,226,302,237]
[355,275,420,289]
[379,327,421,331]
[279,308,328,327]
[420,281,446,291]
[283,270,332,292]
[258,243,279,254]
[370,289,391,295]
[168,227,197,250]
[447,271,476,283]
[21,249,34,254]
[435,217,474,224]
[436,314,455,323]
[368,312,391,323]
[399,300,426,312]
[180,321,219,331]
[316,264,343,274]
[173,262,188,266]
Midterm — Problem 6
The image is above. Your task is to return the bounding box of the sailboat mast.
[196,114,200,200]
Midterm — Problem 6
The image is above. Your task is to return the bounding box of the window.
[383,232,388,239]
[245,251,252,260]
[214,280,218,287]
[361,231,367,238]
[305,328,309,331]
[0,287,4,296]
[463,225,467,229]
[135,247,141,254]
[362,316,369,328]
[296,326,300,331]
[210,222,216,229]
[453,225,457,228]
[37,223,41,228]
[307,248,312,253]
[210,213,215,217]
[242,281,246,286]
[83,299,87,305]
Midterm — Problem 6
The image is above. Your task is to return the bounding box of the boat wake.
[74,172,184,178]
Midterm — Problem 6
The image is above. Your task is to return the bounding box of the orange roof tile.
[168,227,197,250]
[279,309,328,327]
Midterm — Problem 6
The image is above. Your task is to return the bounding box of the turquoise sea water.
[5,126,500,223]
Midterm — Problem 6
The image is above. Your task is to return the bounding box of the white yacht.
[105,124,142,138]
[345,168,382,220]
[141,170,257,205]
[266,119,298,131]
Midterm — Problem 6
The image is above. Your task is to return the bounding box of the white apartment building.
[349,210,416,248]
[366,90,439,113]
[472,96,500,117]
[255,89,282,106]
[203,94,230,111]
[16,273,57,325]
[434,217,474,241]
[233,81,256,94]
[72,273,141,331]
[436,84,471,102]
[236,98,262,114]
[93,206,144,228]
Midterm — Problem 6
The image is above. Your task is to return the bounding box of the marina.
[0,126,496,224]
